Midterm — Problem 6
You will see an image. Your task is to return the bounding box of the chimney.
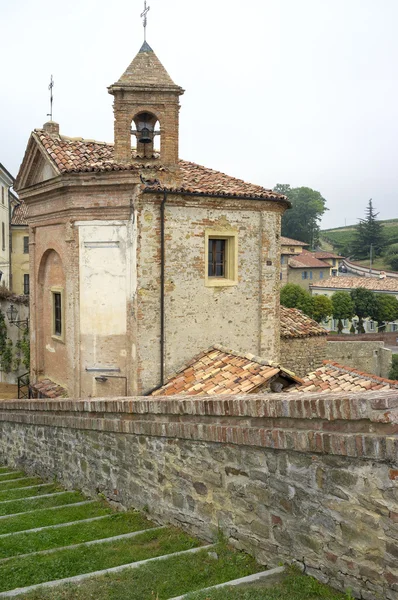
[43,121,60,136]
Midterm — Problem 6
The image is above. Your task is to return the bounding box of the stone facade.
[280,336,327,377]
[0,392,397,599]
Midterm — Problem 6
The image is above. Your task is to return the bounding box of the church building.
[15,42,289,398]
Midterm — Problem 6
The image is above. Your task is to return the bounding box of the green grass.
[0,471,25,481]
[0,491,86,516]
[185,567,352,599]
[0,501,111,535]
[0,527,201,592]
[0,484,60,503]
[0,511,155,559]
[0,477,43,492]
[17,545,261,599]
[0,467,13,474]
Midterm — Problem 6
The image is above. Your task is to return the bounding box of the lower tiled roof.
[288,360,398,393]
[311,276,398,293]
[32,130,287,201]
[31,379,68,399]
[280,236,308,247]
[289,250,330,269]
[280,306,328,339]
[151,344,302,397]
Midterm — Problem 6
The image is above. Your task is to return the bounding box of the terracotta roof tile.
[11,201,28,226]
[288,360,398,394]
[280,236,308,247]
[280,306,328,339]
[311,276,398,293]
[31,379,68,399]
[313,251,344,260]
[33,130,287,202]
[152,344,302,397]
[289,250,330,269]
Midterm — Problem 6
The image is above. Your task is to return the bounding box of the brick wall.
[280,336,327,377]
[0,392,397,599]
[329,332,398,345]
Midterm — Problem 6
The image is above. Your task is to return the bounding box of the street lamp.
[6,304,29,330]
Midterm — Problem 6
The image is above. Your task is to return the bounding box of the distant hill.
[320,218,398,270]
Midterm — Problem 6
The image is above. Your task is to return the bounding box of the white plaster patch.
[45,344,55,353]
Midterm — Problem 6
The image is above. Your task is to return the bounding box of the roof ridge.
[323,360,398,386]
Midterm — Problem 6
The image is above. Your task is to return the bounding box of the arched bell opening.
[131,111,160,158]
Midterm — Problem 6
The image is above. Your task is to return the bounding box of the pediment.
[15,133,59,192]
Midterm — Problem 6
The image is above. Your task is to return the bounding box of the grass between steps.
[0,491,86,516]
[0,478,43,492]
[0,527,201,592]
[0,472,24,481]
[185,567,353,599]
[0,467,13,474]
[0,484,60,503]
[18,544,261,599]
[0,511,155,559]
[0,501,111,535]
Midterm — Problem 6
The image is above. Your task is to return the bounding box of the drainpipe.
[160,190,167,386]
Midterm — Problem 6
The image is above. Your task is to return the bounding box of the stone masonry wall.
[326,341,393,379]
[280,336,327,377]
[0,393,397,599]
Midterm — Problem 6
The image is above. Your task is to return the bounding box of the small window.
[302,271,308,280]
[280,272,283,280]
[320,271,324,279]
[205,230,238,287]
[332,258,336,266]
[1,222,4,252]
[281,255,285,265]
[1,187,4,205]
[310,271,313,280]
[208,239,226,277]
[23,274,30,295]
[53,292,62,337]
[23,237,29,254]
[289,247,295,253]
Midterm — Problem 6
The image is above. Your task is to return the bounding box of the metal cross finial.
[47,75,54,121]
[140,1,150,41]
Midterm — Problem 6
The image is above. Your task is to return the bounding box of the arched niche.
[131,111,160,158]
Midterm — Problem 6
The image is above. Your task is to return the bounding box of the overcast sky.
[1,0,397,229]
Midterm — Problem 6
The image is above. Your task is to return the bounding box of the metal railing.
[17,372,30,399]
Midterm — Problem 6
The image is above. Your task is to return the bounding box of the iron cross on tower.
[47,75,54,121]
[141,1,150,41]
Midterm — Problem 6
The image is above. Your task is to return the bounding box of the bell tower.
[108,42,184,168]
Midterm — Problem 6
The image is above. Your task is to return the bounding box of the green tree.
[385,243,398,272]
[350,287,377,333]
[369,294,398,331]
[352,199,385,258]
[389,355,398,380]
[280,284,314,317]
[312,295,333,323]
[331,291,355,333]
[274,184,328,247]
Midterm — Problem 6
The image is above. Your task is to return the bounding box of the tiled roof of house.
[288,361,398,393]
[32,130,287,202]
[151,344,302,397]
[11,201,28,226]
[313,251,343,260]
[311,276,398,293]
[280,306,328,339]
[289,250,330,269]
[31,379,68,399]
[280,236,308,247]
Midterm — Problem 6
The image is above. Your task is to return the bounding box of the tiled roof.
[11,201,28,226]
[311,276,398,293]
[33,130,287,202]
[151,344,302,397]
[313,251,343,260]
[31,379,68,399]
[280,306,328,339]
[288,361,398,393]
[280,236,308,247]
[289,250,330,269]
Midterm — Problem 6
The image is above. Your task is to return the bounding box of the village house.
[10,200,29,296]
[15,42,290,399]
[0,163,18,289]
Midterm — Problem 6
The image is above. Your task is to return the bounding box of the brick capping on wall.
[1,392,397,463]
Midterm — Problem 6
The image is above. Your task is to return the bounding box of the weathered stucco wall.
[0,392,397,599]
[136,196,283,393]
[280,336,327,377]
[326,341,393,378]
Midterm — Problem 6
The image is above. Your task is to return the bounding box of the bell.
[138,126,153,144]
